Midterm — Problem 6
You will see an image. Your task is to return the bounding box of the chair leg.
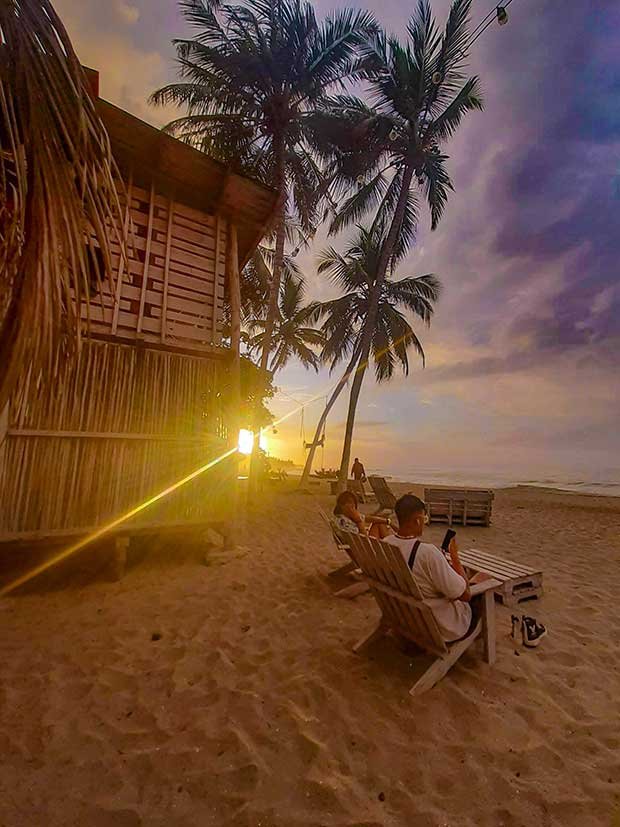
[328,560,357,578]
[481,589,496,664]
[353,620,387,653]
[111,536,129,581]
[335,581,370,599]
[409,629,477,696]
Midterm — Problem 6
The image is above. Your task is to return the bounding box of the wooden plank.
[111,170,134,334]
[161,194,175,342]
[409,623,480,697]
[7,430,219,442]
[460,548,539,577]
[460,547,536,572]
[137,180,156,334]
[211,215,223,343]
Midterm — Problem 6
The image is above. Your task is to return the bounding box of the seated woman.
[332,491,393,540]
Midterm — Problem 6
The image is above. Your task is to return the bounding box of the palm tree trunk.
[336,164,415,493]
[250,135,286,494]
[297,341,363,490]
[259,136,287,373]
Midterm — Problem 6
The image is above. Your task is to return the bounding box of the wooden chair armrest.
[469,578,502,596]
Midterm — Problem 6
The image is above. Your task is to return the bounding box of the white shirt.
[384,534,471,642]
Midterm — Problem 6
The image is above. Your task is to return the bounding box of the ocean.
[291,465,620,496]
[366,466,620,498]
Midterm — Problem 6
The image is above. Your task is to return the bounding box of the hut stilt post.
[224,221,242,549]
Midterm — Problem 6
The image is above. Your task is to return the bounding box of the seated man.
[384,494,475,642]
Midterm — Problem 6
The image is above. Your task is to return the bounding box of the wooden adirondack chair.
[367,476,397,516]
[341,531,501,696]
[318,508,370,598]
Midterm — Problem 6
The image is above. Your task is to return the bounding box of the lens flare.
[1,328,416,596]
[237,428,254,455]
[0,447,237,597]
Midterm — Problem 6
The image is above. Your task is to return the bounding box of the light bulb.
[432,71,442,85]
[496,6,508,25]
[389,128,398,141]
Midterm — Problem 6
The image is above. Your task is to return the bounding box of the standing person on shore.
[351,457,367,498]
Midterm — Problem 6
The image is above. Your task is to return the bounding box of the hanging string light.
[496,6,509,25]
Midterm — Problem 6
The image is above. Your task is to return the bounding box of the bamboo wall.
[86,177,228,351]
[0,339,234,541]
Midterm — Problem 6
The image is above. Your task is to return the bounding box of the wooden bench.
[425,487,494,527]
[460,547,543,606]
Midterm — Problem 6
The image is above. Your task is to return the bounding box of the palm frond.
[0,0,124,407]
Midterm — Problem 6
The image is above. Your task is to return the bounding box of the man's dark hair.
[394,494,426,524]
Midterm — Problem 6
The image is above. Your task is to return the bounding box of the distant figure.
[351,457,366,481]
[351,457,367,498]
[332,491,391,540]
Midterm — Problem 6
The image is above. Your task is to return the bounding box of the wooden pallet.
[424,487,494,527]
[459,548,543,607]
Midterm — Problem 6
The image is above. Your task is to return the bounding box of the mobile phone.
[441,529,456,553]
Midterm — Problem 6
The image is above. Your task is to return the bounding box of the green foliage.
[315,226,441,381]
[248,274,324,373]
[152,0,377,232]
[307,0,483,247]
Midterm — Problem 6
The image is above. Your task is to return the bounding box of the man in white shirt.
[384,494,474,642]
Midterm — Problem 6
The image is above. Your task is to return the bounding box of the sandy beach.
[1,484,620,826]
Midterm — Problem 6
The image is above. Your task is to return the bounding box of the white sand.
[1,484,619,826]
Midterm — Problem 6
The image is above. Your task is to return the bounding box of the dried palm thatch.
[0,0,123,409]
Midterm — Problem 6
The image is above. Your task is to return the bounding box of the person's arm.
[366,514,390,525]
[448,539,471,602]
[427,542,471,603]
[350,507,368,534]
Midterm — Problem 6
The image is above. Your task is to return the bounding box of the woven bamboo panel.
[82,179,228,352]
[0,339,232,540]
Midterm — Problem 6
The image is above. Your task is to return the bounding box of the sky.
[57,0,620,484]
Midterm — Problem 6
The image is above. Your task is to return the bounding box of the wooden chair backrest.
[341,531,448,656]
[318,507,351,552]
[367,476,397,508]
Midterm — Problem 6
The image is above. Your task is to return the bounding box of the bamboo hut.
[0,69,277,562]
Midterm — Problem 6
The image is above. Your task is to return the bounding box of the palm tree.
[298,226,440,489]
[248,273,323,373]
[0,0,122,408]
[151,0,376,377]
[308,0,482,488]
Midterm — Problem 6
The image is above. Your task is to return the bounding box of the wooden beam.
[211,214,223,344]
[136,179,156,334]
[6,429,222,442]
[111,169,134,334]
[224,222,242,549]
[0,404,8,447]
[228,222,241,422]
[160,194,175,342]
